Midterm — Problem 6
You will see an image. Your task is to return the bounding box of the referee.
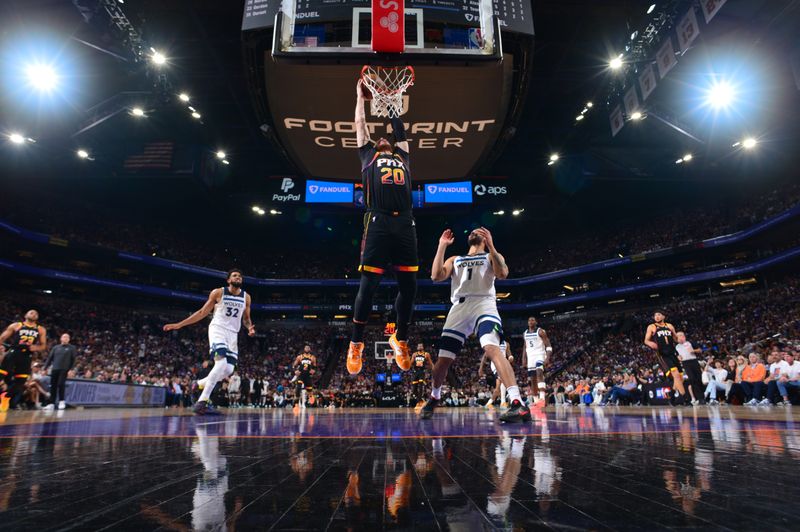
[44,333,76,410]
[346,79,418,376]
[676,331,703,405]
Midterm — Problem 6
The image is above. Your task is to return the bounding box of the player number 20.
[380,168,405,185]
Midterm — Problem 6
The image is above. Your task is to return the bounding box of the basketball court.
[0,406,798,529]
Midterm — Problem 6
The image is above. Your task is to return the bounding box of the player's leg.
[419,335,462,419]
[196,333,236,415]
[389,219,419,371]
[670,368,687,401]
[535,368,546,404]
[477,321,529,423]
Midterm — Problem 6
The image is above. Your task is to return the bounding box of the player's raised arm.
[476,227,508,279]
[391,116,409,155]
[355,80,370,147]
[0,322,19,344]
[643,324,658,351]
[163,288,220,331]
[431,229,456,282]
[243,293,256,336]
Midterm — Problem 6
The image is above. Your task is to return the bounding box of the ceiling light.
[630,111,643,120]
[191,112,201,119]
[251,205,261,212]
[26,63,58,92]
[705,81,735,109]
[742,137,757,149]
[586,102,593,108]
[222,159,230,165]
[8,133,25,144]
[609,56,623,70]
[493,210,505,215]
[270,209,281,215]
[647,4,656,14]
[576,115,584,121]
[512,209,524,216]
[131,107,145,117]
[179,93,190,102]
[77,149,90,159]
[549,153,559,162]
[682,153,693,162]
[216,150,226,160]
[675,158,684,164]
[151,50,167,66]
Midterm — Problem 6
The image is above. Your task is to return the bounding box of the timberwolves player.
[479,342,512,408]
[347,80,418,377]
[293,345,317,409]
[163,269,255,415]
[644,311,688,404]
[410,343,433,407]
[0,310,47,409]
[521,317,552,406]
[421,227,530,423]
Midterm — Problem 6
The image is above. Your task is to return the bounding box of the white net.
[360,65,415,118]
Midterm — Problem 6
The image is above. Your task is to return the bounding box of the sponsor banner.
[656,38,678,79]
[372,0,404,53]
[700,0,727,23]
[268,176,304,203]
[676,8,700,54]
[639,63,657,101]
[609,105,624,137]
[472,181,509,202]
[623,86,640,119]
[424,181,473,203]
[65,379,166,407]
[305,179,354,203]
[267,59,512,181]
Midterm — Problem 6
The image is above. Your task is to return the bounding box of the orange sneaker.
[347,342,364,375]
[389,334,412,371]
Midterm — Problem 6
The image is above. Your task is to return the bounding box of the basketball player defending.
[644,311,688,405]
[521,317,552,406]
[163,269,255,415]
[346,80,418,376]
[421,228,530,423]
[293,345,317,409]
[479,342,512,408]
[0,310,47,409]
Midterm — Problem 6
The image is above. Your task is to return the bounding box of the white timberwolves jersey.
[524,328,546,357]
[210,287,246,332]
[451,253,495,304]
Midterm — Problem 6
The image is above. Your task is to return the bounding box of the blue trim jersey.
[450,253,495,304]
[209,287,246,333]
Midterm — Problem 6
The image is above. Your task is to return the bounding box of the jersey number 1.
[380,168,405,185]
[466,268,473,281]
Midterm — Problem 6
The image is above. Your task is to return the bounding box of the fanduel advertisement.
[264,59,513,181]
[424,181,473,203]
[305,179,354,203]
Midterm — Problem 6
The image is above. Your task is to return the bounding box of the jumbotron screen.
[242,0,534,36]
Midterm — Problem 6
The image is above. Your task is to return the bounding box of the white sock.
[506,386,521,403]
[500,384,507,401]
[511,438,525,459]
[199,360,233,402]
[431,386,442,400]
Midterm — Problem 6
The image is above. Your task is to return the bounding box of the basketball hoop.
[360,65,415,118]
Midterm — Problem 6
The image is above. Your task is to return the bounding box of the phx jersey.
[412,352,428,382]
[298,355,315,388]
[653,323,682,372]
[358,143,418,273]
[10,323,41,353]
[1,322,41,379]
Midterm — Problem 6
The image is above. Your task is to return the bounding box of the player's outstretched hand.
[247,325,256,337]
[163,323,179,332]
[356,79,364,99]
[439,229,455,247]
[475,227,495,251]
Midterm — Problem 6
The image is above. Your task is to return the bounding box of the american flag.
[123,142,174,171]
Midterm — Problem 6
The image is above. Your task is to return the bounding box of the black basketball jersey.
[413,352,427,368]
[359,144,412,213]
[11,322,40,351]
[299,355,314,372]
[653,323,676,353]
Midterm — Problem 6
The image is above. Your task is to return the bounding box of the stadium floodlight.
[222,159,230,165]
[705,81,735,110]
[576,115,584,121]
[549,153,559,162]
[675,158,684,164]
[8,133,25,144]
[26,63,58,92]
[251,205,260,212]
[179,93,190,102]
[742,137,757,149]
[493,210,505,215]
[216,150,226,160]
[512,209,524,216]
[630,111,643,120]
[151,49,167,66]
[647,3,656,14]
[586,102,593,108]
[270,209,282,215]
[191,112,201,119]
[609,55,623,70]
[77,149,89,159]
[131,107,145,117]
[682,153,693,162]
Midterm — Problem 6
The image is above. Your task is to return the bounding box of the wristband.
[546,347,553,353]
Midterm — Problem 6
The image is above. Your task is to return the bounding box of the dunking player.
[421,227,530,422]
[346,80,418,376]
[163,269,255,415]
[293,345,317,409]
[479,341,512,409]
[521,317,552,406]
[0,310,47,409]
[410,343,433,408]
[644,311,688,404]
